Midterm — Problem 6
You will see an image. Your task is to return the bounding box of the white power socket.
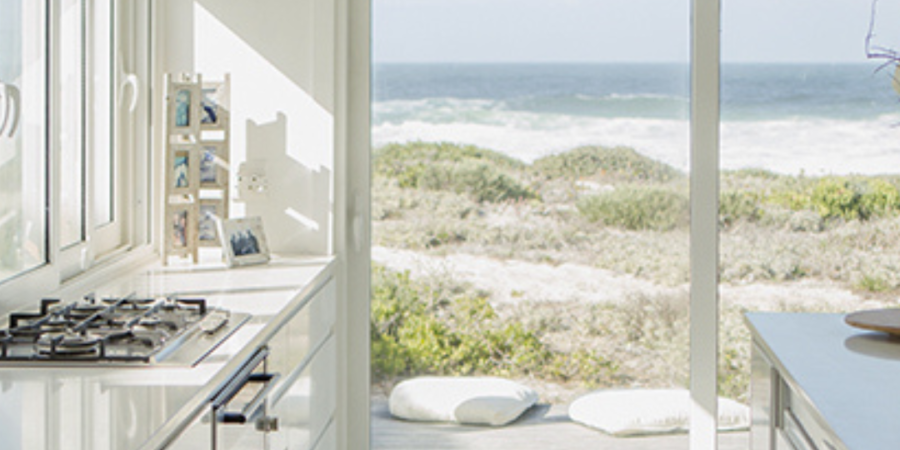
[236,161,268,200]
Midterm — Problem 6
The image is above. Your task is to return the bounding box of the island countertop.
[745,312,900,450]
[0,255,336,450]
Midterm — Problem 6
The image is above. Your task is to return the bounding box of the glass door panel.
[719,0,898,446]
[371,1,691,447]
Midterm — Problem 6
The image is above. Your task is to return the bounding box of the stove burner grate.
[0,294,219,364]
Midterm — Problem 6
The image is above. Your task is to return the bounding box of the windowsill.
[0,245,157,316]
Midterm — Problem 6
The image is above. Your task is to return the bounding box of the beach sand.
[373,246,890,312]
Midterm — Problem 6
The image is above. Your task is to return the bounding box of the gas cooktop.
[0,295,250,366]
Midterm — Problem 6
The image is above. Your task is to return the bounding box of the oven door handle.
[217,372,282,425]
[211,347,272,411]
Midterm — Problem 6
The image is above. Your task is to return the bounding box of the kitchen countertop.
[745,312,900,450]
[0,255,336,450]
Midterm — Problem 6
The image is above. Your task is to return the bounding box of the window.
[0,0,47,282]
[0,0,151,287]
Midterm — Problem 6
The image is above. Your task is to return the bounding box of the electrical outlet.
[236,161,268,200]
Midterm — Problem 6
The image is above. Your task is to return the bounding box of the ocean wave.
[373,113,900,176]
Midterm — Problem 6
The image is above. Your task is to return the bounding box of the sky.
[374,0,900,64]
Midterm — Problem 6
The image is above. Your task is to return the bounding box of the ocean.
[372,63,900,175]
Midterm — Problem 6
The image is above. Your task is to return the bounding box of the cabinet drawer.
[781,381,844,450]
[267,279,336,386]
[268,336,336,450]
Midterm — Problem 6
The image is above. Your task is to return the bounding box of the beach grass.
[371,141,899,403]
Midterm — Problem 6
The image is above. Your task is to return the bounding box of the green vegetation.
[371,265,620,388]
[374,141,535,203]
[532,145,683,183]
[577,185,689,231]
[767,176,900,222]
[372,141,900,403]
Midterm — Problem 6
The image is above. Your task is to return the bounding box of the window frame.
[351,1,724,450]
[0,0,153,299]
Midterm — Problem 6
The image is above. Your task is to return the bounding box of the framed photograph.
[218,217,270,267]
[171,208,189,249]
[173,149,190,189]
[166,80,200,135]
[200,79,229,129]
[198,202,221,243]
[199,142,227,186]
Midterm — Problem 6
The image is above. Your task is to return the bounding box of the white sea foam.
[373,101,900,176]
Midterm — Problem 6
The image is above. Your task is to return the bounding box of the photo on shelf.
[171,209,188,248]
[173,150,190,188]
[200,80,228,128]
[174,89,191,127]
[218,216,270,267]
[198,203,219,242]
[201,87,218,125]
[199,143,224,185]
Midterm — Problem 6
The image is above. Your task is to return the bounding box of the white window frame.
[0,0,153,304]
[689,0,721,448]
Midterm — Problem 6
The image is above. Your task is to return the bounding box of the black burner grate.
[0,295,211,363]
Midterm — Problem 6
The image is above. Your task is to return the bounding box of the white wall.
[160,0,335,255]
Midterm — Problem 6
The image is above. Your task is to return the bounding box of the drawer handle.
[256,416,279,432]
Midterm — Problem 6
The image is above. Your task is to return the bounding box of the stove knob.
[256,415,279,433]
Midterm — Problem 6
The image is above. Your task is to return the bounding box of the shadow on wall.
[195,0,335,113]
[244,112,331,255]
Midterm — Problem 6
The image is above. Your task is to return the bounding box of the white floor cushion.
[389,376,538,426]
[568,389,750,437]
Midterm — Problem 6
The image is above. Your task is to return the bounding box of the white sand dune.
[372,246,890,311]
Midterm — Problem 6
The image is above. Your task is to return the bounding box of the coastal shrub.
[719,190,763,227]
[767,177,900,222]
[443,162,536,203]
[532,146,682,183]
[577,185,689,231]
[812,178,864,220]
[855,274,892,293]
[370,265,551,380]
[374,141,526,184]
[374,142,536,203]
[859,179,900,218]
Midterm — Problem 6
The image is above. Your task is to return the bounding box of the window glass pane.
[720,0,900,445]
[372,1,691,447]
[0,0,47,282]
[59,0,84,248]
[88,0,113,227]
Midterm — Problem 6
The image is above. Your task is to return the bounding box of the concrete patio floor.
[371,400,750,450]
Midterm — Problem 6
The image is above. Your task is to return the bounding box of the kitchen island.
[0,255,337,450]
[746,312,900,450]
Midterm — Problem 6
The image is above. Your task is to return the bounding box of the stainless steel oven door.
[210,347,281,450]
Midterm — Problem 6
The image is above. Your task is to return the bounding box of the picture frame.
[166,79,200,135]
[172,148,191,190]
[170,207,190,249]
[197,201,222,244]
[218,216,270,267]
[200,78,230,130]
[199,142,228,187]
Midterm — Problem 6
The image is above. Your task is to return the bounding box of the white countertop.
[746,312,900,450]
[0,255,336,450]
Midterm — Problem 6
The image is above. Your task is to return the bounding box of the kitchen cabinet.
[266,280,337,450]
[162,271,337,450]
[746,313,900,450]
[0,256,337,450]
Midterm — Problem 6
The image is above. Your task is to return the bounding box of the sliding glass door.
[717,0,900,447]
